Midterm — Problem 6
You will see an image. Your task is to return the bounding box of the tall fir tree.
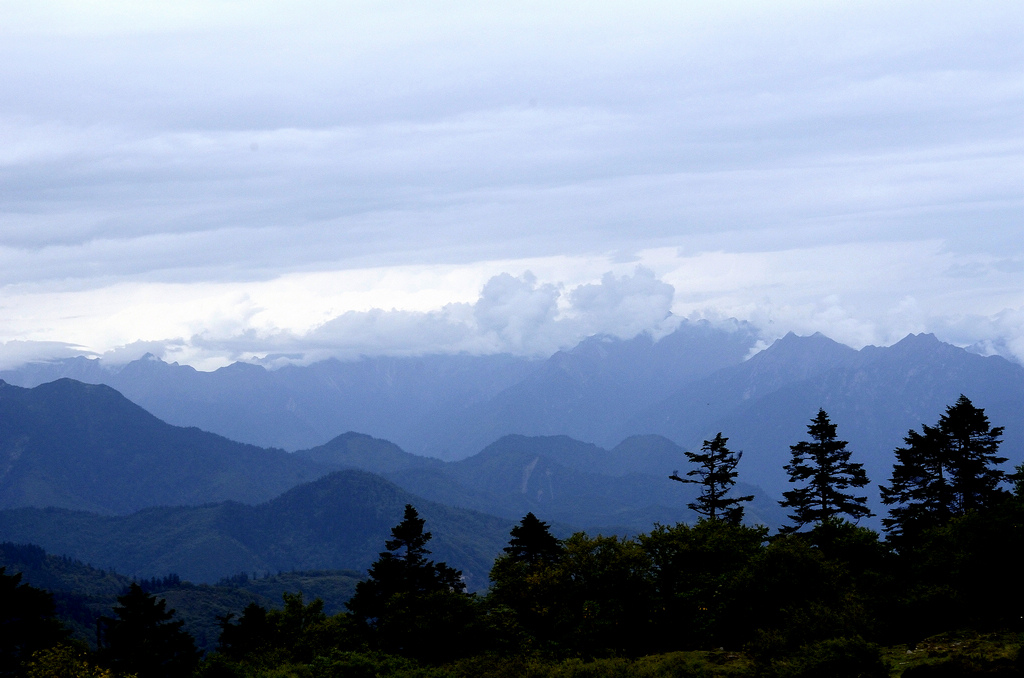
[880,394,1007,539]
[670,432,753,523]
[779,409,872,532]
[503,512,562,565]
[346,504,474,661]
[97,583,199,678]
[488,513,565,650]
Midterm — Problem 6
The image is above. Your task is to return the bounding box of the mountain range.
[2,325,1022,588]
[3,326,1020,503]
[0,319,759,457]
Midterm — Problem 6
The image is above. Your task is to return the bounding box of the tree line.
[3,394,1021,677]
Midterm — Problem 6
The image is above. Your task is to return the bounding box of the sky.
[0,1,1021,370]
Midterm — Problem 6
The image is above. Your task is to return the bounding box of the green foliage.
[639,520,767,649]
[488,514,566,653]
[885,631,1024,677]
[503,513,562,566]
[671,433,754,524]
[780,410,872,532]
[526,532,657,657]
[757,637,889,678]
[893,498,1024,638]
[881,395,1008,542]
[218,593,358,667]
[24,644,115,678]
[216,570,362,616]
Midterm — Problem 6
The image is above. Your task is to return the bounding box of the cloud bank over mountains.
[0,2,1021,369]
[108,267,681,368]
[4,259,1024,371]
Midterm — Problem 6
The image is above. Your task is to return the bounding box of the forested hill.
[0,541,362,651]
[0,470,511,589]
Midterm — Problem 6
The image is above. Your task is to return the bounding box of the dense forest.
[3,395,1022,678]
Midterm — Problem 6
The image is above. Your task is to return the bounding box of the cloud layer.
[0,2,1021,368]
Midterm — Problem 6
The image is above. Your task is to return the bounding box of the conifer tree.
[880,394,1007,539]
[97,583,199,678]
[779,409,872,532]
[346,504,472,661]
[503,512,562,565]
[670,432,753,523]
[347,505,464,621]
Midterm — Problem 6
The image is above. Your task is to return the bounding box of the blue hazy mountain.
[383,433,781,531]
[0,379,330,514]
[0,352,540,454]
[0,376,763,532]
[624,332,1024,515]
[0,377,764,570]
[0,320,758,457]
[417,321,760,458]
[2,327,1021,521]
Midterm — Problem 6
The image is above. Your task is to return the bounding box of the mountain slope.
[383,434,783,531]
[0,379,330,514]
[0,470,511,590]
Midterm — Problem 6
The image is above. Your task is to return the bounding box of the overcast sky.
[0,1,1021,369]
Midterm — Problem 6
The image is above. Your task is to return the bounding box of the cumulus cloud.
[176,268,677,366]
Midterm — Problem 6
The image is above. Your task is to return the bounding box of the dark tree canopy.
[880,394,1007,539]
[503,512,562,565]
[217,602,275,660]
[671,432,754,524]
[779,409,872,532]
[97,583,199,678]
[0,567,67,678]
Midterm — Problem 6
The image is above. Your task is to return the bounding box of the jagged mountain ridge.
[0,320,759,457]
[626,332,1024,506]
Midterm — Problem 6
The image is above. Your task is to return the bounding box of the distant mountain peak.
[753,332,857,366]
[892,332,940,345]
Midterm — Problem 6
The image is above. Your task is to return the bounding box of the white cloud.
[4,243,1024,371]
[179,267,679,365]
[0,340,95,370]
